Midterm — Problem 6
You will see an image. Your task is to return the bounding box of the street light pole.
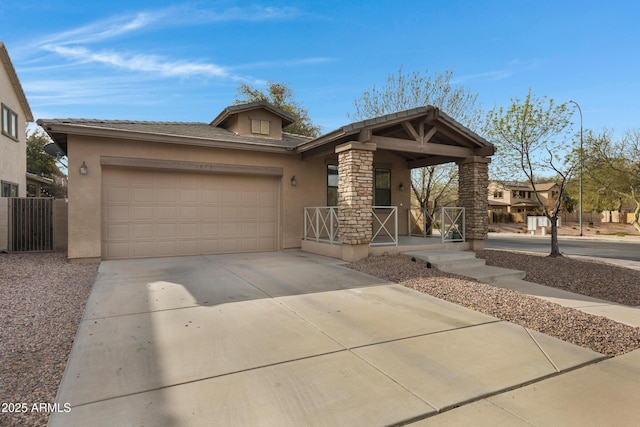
[569,100,583,237]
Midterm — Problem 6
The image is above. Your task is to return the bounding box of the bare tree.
[582,128,640,233]
[486,89,575,256]
[350,66,483,221]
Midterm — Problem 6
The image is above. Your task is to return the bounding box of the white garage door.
[102,168,279,259]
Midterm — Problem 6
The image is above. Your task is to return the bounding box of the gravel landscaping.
[478,250,640,306]
[0,253,98,427]
[348,251,640,358]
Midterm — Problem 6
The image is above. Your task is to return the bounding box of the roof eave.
[0,42,34,122]
[37,121,297,155]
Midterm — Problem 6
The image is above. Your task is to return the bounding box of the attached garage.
[102,167,280,260]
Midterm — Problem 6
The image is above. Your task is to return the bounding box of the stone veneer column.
[458,157,490,250]
[336,142,376,261]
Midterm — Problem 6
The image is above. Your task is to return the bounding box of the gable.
[298,106,495,166]
[0,42,33,122]
[210,101,295,140]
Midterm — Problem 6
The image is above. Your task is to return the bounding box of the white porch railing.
[441,207,465,243]
[303,206,398,246]
[304,207,339,244]
[408,208,435,237]
[304,206,464,246]
[370,206,398,246]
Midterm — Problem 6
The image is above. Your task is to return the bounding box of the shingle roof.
[38,103,495,161]
[37,118,312,154]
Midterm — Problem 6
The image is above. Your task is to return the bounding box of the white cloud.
[22,3,325,110]
[231,57,336,70]
[452,70,513,84]
[30,4,310,82]
[36,4,300,48]
[43,45,230,79]
[37,12,162,47]
[186,5,300,23]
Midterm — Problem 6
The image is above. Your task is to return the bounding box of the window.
[327,164,338,206]
[2,104,18,140]
[374,168,391,206]
[1,181,18,197]
[251,119,270,135]
[493,190,503,198]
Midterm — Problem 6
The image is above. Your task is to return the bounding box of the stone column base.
[341,244,369,262]
[468,239,485,251]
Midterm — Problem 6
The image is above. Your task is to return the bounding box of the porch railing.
[303,206,464,246]
[408,208,435,237]
[441,207,465,243]
[303,206,398,246]
[371,206,398,246]
[304,206,339,244]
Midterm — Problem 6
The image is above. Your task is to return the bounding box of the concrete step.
[402,250,526,284]
[432,258,486,270]
[403,250,485,270]
[440,265,526,284]
[403,250,476,264]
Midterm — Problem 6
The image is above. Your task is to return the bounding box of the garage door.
[102,168,279,259]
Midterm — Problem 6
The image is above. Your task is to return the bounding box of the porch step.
[403,250,482,270]
[443,265,527,283]
[402,250,526,284]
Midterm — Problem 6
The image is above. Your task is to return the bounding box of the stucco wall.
[54,199,68,251]
[227,110,284,140]
[0,60,27,197]
[66,135,328,259]
[66,135,413,260]
[372,149,412,234]
[0,197,7,251]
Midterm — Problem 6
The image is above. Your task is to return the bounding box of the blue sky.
[2,0,638,137]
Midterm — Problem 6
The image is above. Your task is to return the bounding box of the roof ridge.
[45,118,207,125]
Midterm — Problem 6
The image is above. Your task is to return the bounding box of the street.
[485,234,640,262]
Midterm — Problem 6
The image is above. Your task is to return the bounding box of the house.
[1,42,34,252]
[0,41,33,198]
[488,180,559,214]
[38,102,494,262]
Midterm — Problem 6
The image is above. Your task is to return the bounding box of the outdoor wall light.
[290,175,297,186]
[399,182,405,191]
[79,161,88,175]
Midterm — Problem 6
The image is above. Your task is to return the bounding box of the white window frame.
[2,104,19,140]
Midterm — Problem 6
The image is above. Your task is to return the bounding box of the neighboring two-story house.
[1,41,33,197]
[488,180,559,214]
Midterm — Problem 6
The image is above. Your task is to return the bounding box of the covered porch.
[301,205,470,258]
[296,106,495,262]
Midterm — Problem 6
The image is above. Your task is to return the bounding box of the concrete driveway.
[50,251,608,426]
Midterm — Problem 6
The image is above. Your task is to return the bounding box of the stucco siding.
[0,60,27,197]
[65,135,413,260]
[66,135,329,259]
[0,197,7,250]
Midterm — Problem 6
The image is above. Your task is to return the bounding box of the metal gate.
[8,198,54,252]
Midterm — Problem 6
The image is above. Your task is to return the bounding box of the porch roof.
[297,105,495,167]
